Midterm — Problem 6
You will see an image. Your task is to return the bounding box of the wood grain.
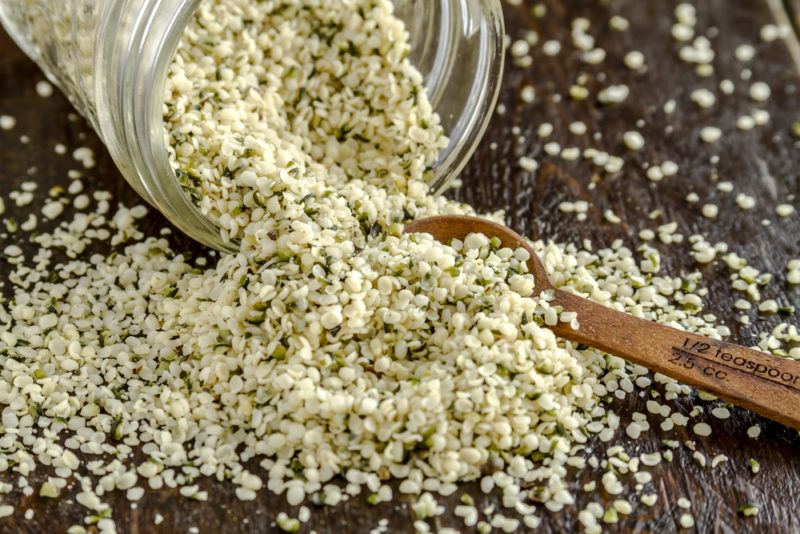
[1,0,800,532]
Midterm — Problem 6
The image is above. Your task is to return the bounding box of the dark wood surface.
[1,0,799,532]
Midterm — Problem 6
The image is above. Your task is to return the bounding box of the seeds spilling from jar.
[1,0,796,533]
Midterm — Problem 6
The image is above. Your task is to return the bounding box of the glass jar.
[0,0,505,251]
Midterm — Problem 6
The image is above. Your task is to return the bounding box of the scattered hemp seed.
[570,85,590,100]
[544,141,562,155]
[624,50,645,70]
[520,86,536,103]
[604,209,622,224]
[519,156,539,172]
[523,30,539,46]
[538,122,554,138]
[758,300,779,314]
[582,48,606,65]
[748,425,762,439]
[661,161,679,176]
[72,147,96,169]
[735,193,756,210]
[626,422,643,439]
[700,126,722,143]
[675,3,696,25]
[36,80,54,98]
[749,459,761,474]
[693,423,712,437]
[570,121,588,135]
[788,260,800,285]
[609,15,630,31]
[41,201,64,220]
[276,512,301,533]
[717,181,734,193]
[711,454,728,468]
[737,115,756,131]
[735,44,756,62]
[760,23,788,42]
[0,115,16,130]
[679,513,696,529]
[39,482,60,499]
[641,494,658,507]
[510,39,530,58]
[672,23,694,42]
[646,166,664,182]
[749,81,771,102]
[719,79,735,95]
[711,407,731,419]
[602,508,619,524]
[738,503,759,517]
[598,84,630,105]
[776,204,795,217]
[623,131,645,151]
[560,147,581,161]
[613,500,632,515]
[701,204,719,219]
[542,39,562,56]
[691,88,716,108]
[753,110,770,125]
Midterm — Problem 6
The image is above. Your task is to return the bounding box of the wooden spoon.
[406,214,800,430]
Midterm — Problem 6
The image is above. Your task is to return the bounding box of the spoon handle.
[550,289,800,430]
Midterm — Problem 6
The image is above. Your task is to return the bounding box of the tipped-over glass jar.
[0,0,505,251]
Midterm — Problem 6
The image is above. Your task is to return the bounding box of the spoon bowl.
[406,214,800,430]
[405,215,553,294]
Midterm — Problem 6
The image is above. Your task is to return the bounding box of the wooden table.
[1,0,799,532]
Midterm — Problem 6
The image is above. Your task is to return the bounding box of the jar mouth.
[117,0,504,252]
